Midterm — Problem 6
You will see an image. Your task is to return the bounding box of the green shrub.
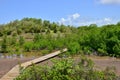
[67,42,80,55]
[15,57,118,80]
[24,42,33,52]
[41,50,50,55]
[19,36,25,46]
[1,36,8,53]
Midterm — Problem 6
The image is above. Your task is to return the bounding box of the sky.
[0,0,120,26]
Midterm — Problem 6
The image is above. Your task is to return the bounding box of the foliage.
[23,42,33,52]
[1,35,8,53]
[0,18,120,57]
[19,36,25,46]
[67,41,80,55]
[15,57,118,80]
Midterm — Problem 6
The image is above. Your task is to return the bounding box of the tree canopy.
[0,18,120,57]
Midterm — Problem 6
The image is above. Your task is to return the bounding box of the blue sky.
[0,0,120,26]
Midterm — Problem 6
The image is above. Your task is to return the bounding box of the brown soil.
[88,56,120,76]
[37,56,120,76]
[0,58,34,78]
[0,55,120,79]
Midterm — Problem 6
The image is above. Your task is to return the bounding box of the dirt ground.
[0,58,35,78]
[38,56,120,76]
[0,56,120,78]
[88,56,120,76]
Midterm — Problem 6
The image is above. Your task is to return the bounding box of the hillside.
[0,18,120,58]
[0,18,120,80]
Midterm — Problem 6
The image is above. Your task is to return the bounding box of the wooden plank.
[0,48,67,80]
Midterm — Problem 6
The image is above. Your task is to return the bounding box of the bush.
[41,50,50,55]
[19,36,25,46]
[1,36,8,53]
[97,48,107,56]
[67,42,80,55]
[24,42,33,52]
[15,57,118,80]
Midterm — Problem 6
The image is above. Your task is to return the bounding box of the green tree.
[15,57,117,80]
[117,21,120,26]
[19,36,25,46]
[67,42,80,55]
[24,42,33,52]
[113,44,120,57]
[1,36,8,53]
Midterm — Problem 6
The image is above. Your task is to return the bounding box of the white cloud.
[104,18,111,22]
[72,13,80,19]
[59,13,80,25]
[77,17,118,26]
[99,0,120,4]
[59,14,119,26]
[60,18,66,22]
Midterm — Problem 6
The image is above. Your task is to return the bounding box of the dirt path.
[0,53,120,79]
[0,49,67,80]
[0,58,34,78]
[36,55,120,76]
[88,56,120,76]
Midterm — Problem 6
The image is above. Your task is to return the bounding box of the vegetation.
[15,56,118,80]
[0,18,120,79]
[0,18,120,57]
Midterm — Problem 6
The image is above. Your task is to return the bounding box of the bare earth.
[38,56,120,76]
[88,56,120,76]
[0,58,34,78]
[0,56,120,78]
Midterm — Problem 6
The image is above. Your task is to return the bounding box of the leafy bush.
[0,18,120,57]
[67,42,80,55]
[24,42,34,52]
[41,50,50,55]
[19,36,25,46]
[15,57,117,80]
[1,36,8,53]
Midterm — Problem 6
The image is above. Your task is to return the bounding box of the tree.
[89,24,97,28]
[1,36,8,53]
[113,44,120,57]
[33,34,42,42]
[24,42,33,52]
[19,36,25,46]
[117,21,120,26]
[67,42,80,55]
[17,28,22,35]
[11,36,17,45]
[15,57,117,80]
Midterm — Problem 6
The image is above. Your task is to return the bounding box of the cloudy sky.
[0,0,120,26]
